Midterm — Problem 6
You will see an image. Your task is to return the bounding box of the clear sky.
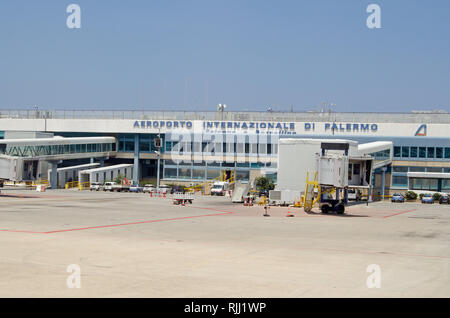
[0,0,449,112]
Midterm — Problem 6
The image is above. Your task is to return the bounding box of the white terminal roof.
[357,141,393,156]
[79,164,133,174]
[407,172,450,179]
[54,163,100,172]
[0,136,116,146]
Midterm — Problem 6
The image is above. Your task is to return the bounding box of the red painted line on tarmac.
[383,209,417,218]
[43,209,233,234]
[0,207,233,235]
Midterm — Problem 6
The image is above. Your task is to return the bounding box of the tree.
[255,176,275,191]
[114,173,124,184]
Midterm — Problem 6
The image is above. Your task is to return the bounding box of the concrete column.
[381,167,387,200]
[133,134,140,185]
[49,161,59,189]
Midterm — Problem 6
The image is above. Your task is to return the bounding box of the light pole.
[155,131,161,189]
[217,104,226,120]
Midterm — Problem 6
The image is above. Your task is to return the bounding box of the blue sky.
[0,0,449,112]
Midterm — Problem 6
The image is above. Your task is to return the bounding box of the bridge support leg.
[49,160,62,189]
[381,167,387,200]
[133,134,140,185]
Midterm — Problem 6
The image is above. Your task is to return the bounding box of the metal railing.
[78,181,91,190]
[1,109,450,123]
[65,181,79,189]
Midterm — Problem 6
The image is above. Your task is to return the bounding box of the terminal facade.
[0,110,449,194]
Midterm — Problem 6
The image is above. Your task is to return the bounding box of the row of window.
[394,146,450,159]
[5,143,115,157]
[163,160,277,169]
[392,176,450,191]
[163,167,250,181]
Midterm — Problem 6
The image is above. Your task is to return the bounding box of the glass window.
[125,140,134,152]
[87,144,92,152]
[443,179,450,191]
[139,139,150,152]
[192,169,205,180]
[410,178,438,191]
[410,147,418,158]
[401,147,410,158]
[393,166,408,173]
[207,169,220,180]
[409,166,425,172]
[119,140,125,151]
[419,147,426,158]
[426,167,442,173]
[70,144,76,153]
[445,148,450,159]
[164,168,177,179]
[436,147,443,159]
[235,170,250,181]
[392,176,408,187]
[178,167,191,179]
[394,147,401,158]
[427,147,435,158]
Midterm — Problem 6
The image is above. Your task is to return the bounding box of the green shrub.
[433,193,442,201]
[255,176,275,191]
[404,191,418,201]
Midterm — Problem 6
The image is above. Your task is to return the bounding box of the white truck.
[103,181,130,192]
[210,181,230,196]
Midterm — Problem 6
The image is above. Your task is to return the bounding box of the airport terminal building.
[1,109,450,194]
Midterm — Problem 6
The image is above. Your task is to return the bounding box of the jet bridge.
[0,136,116,189]
[271,138,393,208]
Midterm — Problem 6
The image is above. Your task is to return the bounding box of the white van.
[211,182,230,196]
[90,182,102,191]
[103,182,117,192]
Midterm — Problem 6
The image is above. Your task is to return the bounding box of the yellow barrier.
[65,181,79,189]
[78,181,90,190]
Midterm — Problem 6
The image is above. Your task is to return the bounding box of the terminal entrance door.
[220,170,235,183]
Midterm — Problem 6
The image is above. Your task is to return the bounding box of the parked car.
[171,185,185,194]
[439,194,449,204]
[90,182,102,191]
[347,189,361,201]
[130,184,143,193]
[103,182,116,191]
[258,189,269,197]
[143,184,155,193]
[421,193,434,204]
[157,185,171,194]
[391,193,405,203]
